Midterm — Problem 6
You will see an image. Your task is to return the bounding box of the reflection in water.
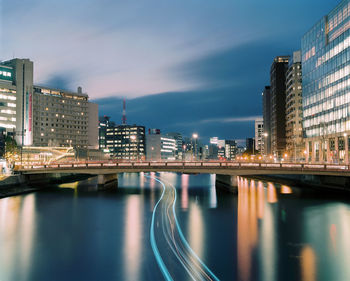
[300,246,316,281]
[0,196,22,277]
[1,174,350,281]
[267,183,278,203]
[281,185,293,194]
[257,181,265,219]
[19,195,36,280]
[209,175,217,208]
[237,178,252,281]
[188,201,204,260]
[330,224,337,254]
[124,195,142,281]
[237,178,277,281]
[0,195,36,280]
[181,174,189,210]
[260,197,277,281]
[150,172,156,211]
[139,172,145,189]
[303,204,350,280]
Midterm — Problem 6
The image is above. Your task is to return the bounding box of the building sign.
[0,67,13,81]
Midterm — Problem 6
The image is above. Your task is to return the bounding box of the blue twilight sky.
[0,0,337,143]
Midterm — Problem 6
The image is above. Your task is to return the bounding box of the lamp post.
[263,133,268,159]
[192,133,198,161]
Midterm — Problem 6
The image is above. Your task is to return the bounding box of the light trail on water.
[146,174,220,281]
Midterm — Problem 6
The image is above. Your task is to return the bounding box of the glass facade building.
[302,0,350,163]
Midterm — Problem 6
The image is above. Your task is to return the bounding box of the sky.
[0,0,338,143]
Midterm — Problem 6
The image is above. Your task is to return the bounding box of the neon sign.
[0,67,13,81]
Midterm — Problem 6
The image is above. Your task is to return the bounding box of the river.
[0,172,350,281]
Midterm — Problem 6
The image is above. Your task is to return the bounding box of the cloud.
[2,0,337,99]
[40,73,78,91]
[92,39,294,141]
[174,116,262,127]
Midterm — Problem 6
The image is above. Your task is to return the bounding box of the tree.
[5,136,19,163]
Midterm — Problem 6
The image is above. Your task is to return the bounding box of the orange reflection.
[300,245,316,281]
[281,185,293,194]
[249,181,258,247]
[257,181,265,219]
[237,178,261,281]
[181,174,189,210]
[267,183,278,203]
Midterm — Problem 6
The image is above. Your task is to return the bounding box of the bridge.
[16,161,350,191]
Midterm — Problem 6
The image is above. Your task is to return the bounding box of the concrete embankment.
[0,173,94,198]
[216,173,350,194]
[247,174,350,194]
[0,175,41,198]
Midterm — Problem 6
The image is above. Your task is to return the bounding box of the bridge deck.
[16,161,350,177]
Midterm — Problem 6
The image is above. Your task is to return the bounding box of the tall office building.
[254,117,264,153]
[262,86,271,155]
[246,138,255,152]
[285,50,304,160]
[302,0,350,163]
[0,65,17,136]
[1,59,33,146]
[106,125,145,160]
[270,56,289,158]
[98,116,112,150]
[88,102,99,149]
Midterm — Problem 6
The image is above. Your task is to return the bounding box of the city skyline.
[1,0,337,141]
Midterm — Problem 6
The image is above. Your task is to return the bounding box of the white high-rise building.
[0,58,99,148]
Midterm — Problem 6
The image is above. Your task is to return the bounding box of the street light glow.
[192,133,198,139]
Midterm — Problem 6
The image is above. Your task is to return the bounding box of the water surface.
[0,172,349,281]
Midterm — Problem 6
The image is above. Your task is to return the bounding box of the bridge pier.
[97,173,118,190]
[216,174,238,193]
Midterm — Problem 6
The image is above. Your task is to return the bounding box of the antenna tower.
[122,99,127,125]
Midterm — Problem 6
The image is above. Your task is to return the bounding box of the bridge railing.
[16,161,350,172]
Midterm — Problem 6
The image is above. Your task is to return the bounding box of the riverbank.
[0,175,42,198]
[247,174,350,194]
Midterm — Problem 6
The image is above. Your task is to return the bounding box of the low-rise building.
[225,140,237,160]
[166,132,183,160]
[106,125,145,160]
[146,134,176,161]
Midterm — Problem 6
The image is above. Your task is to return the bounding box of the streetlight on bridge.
[192,133,198,161]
